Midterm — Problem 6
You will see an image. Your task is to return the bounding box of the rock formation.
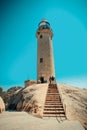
[8,83,87,129]
[8,84,48,118]
[0,96,5,113]
[59,84,87,129]
[24,80,36,87]
[0,86,22,110]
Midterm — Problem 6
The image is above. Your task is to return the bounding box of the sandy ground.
[0,111,85,130]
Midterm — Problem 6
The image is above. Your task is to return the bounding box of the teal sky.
[0,0,87,90]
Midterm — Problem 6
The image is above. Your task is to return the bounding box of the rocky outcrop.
[0,96,5,113]
[8,84,48,118]
[1,86,22,110]
[58,84,87,129]
[8,83,87,129]
[24,80,37,87]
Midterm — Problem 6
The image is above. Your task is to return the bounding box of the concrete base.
[0,112,85,130]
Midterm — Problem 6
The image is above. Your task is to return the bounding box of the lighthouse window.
[37,32,40,35]
[40,35,43,38]
[40,58,43,63]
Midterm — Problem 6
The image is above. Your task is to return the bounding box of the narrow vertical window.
[40,58,43,63]
[40,35,43,38]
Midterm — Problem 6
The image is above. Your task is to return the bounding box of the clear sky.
[0,0,87,90]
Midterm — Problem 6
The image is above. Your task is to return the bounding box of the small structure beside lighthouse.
[36,19,55,83]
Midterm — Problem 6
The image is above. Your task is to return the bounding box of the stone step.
[43,84,66,118]
[48,88,57,89]
[46,96,60,98]
[43,111,65,114]
[45,101,61,104]
[46,94,60,96]
[45,101,62,103]
[46,99,60,101]
[46,101,61,103]
[44,105,63,108]
[43,114,66,117]
[47,94,60,97]
[46,98,60,100]
[45,102,63,105]
[48,90,58,92]
[48,88,58,90]
[47,93,59,95]
[48,91,58,93]
[44,107,63,109]
[46,98,60,99]
[48,89,58,91]
[45,99,61,101]
[45,104,62,106]
[44,104,63,107]
[44,108,64,111]
[45,100,61,102]
[48,84,57,87]
[46,97,60,99]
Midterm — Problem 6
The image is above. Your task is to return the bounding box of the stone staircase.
[43,84,66,118]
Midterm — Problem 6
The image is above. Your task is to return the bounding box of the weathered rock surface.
[0,86,22,110]
[8,84,48,117]
[58,84,87,129]
[24,80,36,87]
[0,96,5,113]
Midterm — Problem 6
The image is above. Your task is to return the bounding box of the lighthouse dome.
[38,19,51,30]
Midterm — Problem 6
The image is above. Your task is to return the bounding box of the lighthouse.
[36,19,55,83]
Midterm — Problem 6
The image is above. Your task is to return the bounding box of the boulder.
[0,96,5,113]
[8,84,48,118]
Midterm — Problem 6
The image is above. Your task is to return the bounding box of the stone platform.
[0,112,85,130]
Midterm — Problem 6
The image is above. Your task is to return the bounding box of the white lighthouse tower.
[36,19,55,83]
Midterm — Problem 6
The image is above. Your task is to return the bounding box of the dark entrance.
[40,76,44,83]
